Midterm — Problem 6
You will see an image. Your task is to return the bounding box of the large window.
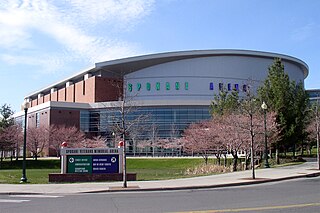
[36,112,40,128]
[80,106,211,138]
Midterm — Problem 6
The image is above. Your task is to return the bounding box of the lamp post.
[261,101,270,168]
[20,99,30,183]
[316,99,319,170]
[112,132,116,148]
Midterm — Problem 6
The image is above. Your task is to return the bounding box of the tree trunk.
[1,150,3,162]
[276,148,280,164]
[16,143,19,161]
[215,154,221,165]
[232,155,238,172]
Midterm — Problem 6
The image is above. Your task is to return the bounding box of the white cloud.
[0,0,155,73]
[291,22,317,42]
[64,0,154,26]
[0,53,65,74]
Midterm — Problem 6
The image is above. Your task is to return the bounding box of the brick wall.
[44,94,51,102]
[31,99,38,107]
[58,88,66,102]
[27,109,50,129]
[50,109,80,128]
[95,77,122,102]
[26,75,123,107]
[66,84,75,102]
[74,77,95,103]
[38,96,44,105]
[50,91,58,101]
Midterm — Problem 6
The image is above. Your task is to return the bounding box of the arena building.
[14,50,309,156]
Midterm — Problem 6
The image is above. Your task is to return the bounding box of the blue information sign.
[92,155,119,174]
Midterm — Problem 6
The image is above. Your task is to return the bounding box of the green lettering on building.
[137,83,141,91]
[146,82,151,91]
[185,82,189,90]
[128,83,133,92]
[166,82,170,90]
[156,82,160,90]
[175,82,180,90]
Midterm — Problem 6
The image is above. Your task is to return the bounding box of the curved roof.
[26,49,308,99]
[96,49,309,78]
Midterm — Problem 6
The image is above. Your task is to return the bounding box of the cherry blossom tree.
[0,125,23,162]
[82,136,107,148]
[183,121,218,164]
[27,126,49,160]
[48,125,86,157]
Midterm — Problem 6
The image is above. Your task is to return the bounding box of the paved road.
[1,176,319,213]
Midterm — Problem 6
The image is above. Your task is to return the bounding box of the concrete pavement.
[0,162,319,195]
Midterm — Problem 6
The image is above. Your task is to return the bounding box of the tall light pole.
[20,99,30,183]
[261,101,270,168]
[121,100,127,188]
[316,98,319,170]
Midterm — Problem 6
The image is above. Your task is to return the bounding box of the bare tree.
[182,121,218,164]
[0,125,23,163]
[26,127,49,160]
[48,125,86,156]
[107,76,150,188]
[83,135,107,148]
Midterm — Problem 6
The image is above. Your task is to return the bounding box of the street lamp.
[20,99,30,183]
[261,101,270,168]
[112,132,116,147]
[315,99,320,170]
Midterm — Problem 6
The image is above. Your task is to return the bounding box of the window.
[36,112,40,128]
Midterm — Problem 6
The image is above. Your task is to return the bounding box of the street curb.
[83,171,320,194]
[1,171,319,196]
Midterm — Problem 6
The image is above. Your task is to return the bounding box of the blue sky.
[0,0,319,113]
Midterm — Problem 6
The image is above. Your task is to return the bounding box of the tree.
[48,125,86,156]
[0,125,23,161]
[82,136,107,148]
[0,104,14,130]
[307,100,320,169]
[258,58,309,162]
[290,83,310,157]
[26,127,49,160]
[210,88,239,116]
[182,121,218,165]
[108,76,149,188]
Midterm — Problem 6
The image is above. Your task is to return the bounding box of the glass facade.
[307,90,320,104]
[80,106,211,140]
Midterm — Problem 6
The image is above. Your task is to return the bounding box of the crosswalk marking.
[0,199,30,203]
[0,194,63,204]
[10,195,63,198]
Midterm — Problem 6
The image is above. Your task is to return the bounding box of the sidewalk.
[0,162,319,195]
